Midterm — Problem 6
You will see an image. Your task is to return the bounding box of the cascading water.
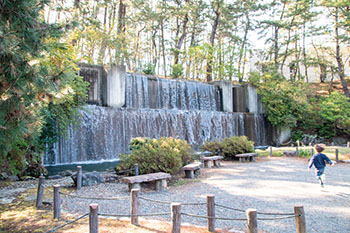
[44,70,272,165]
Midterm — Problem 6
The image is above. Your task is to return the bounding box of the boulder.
[71,172,105,187]
[58,170,74,177]
[0,172,9,180]
[48,175,63,180]
[8,175,19,181]
[283,151,297,157]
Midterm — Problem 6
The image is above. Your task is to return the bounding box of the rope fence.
[37,165,307,233]
[45,213,88,233]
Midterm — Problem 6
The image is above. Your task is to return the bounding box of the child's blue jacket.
[308,153,333,170]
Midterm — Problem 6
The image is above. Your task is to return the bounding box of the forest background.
[1,0,350,176]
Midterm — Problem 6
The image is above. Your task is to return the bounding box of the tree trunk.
[238,12,250,83]
[206,3,220,82]
[160,20,167,77]
[335,7,350,97]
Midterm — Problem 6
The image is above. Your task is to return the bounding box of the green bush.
[171,64,183,79]
[199,140,222,154]
[142,63,155,75]
[200,136,254,160]
[298,149,311,158]
[117,137,192,175]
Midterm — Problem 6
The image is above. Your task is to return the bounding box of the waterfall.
[125,75,218,111]
[43,70,271,165]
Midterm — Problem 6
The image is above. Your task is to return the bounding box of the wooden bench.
[182,162,201,179]
[120,172,171,191]
[200,156,224,168]
[235,153,258,162]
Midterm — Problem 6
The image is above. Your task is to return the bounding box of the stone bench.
[200,156,224,168]
[120,172,171,191]
[236,153,258,162]
[182,162,201,179]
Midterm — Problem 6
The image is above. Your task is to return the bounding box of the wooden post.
[171,203,181,233]
[134,163,139,176]
[53,185,61,219]
[131,189,139,225]
[36,176,45,208]
[335,149,339,163]
[294,206,306,233]
[269,146,272,157]
[77,166,82,190]
[89,204,99,233]
[246,208,257,233]
[207,194,215,232]
[311,148,314,157]
[347,142,349,148]
[296,146,299,156]
[297,140,300,147]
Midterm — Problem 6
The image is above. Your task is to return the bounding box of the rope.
[215,203,246,212]
[182,212,246,221]
[59,191,130,200]
[99,212,171,217]
[257,211,296,216]
[44,213,88,233]
[139,196,206,206]
[257,215,299,220]
[216,203,296,216]
[139,196,172,204]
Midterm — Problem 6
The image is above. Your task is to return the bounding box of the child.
[308,144,335,188]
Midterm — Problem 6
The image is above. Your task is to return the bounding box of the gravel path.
[60,157,350,233]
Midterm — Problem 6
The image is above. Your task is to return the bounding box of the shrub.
[117,137,192,175]
[171,64,183,79]
[200,136,254,160]
[199,140,222,154]
[298,149,311,158]
[221,136,254,160]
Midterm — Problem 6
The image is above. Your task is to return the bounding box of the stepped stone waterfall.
[43,64,273,165]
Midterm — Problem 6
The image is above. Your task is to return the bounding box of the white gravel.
[57,157,349,232]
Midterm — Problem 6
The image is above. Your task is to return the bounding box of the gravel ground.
[57,157,350,233]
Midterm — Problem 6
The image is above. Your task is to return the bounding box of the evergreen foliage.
[0,0,88,175]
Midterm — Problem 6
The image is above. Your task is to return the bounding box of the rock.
[58,170,74,177]
[283,151,297,156]
[48,175,63,180]
[8,175,19,181]
[20,176,35,181]
[71,172,105,187]
[0,172,9,180]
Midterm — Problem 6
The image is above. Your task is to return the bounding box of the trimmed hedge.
[200,136,254,160]
[117,137,193,175]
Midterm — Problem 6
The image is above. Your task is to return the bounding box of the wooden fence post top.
[246,208,257,213]
[171,202,181,206]
[53,184,60,188]
[77,165,82,169]
[207,194,215,198]
[90,203,99,209]
[131,189,140,193]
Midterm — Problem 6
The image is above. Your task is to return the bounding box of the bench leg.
[204,160,211,168]
[156,180,167,191]
[194,169,200,177]
[185,170,194,179]
[213,160,219,167]
[239,157,244,163]
[129,183,141,191]
[250,156,256,162]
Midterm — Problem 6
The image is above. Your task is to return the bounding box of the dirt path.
[60,157,350,233]
[200,157,350,232]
